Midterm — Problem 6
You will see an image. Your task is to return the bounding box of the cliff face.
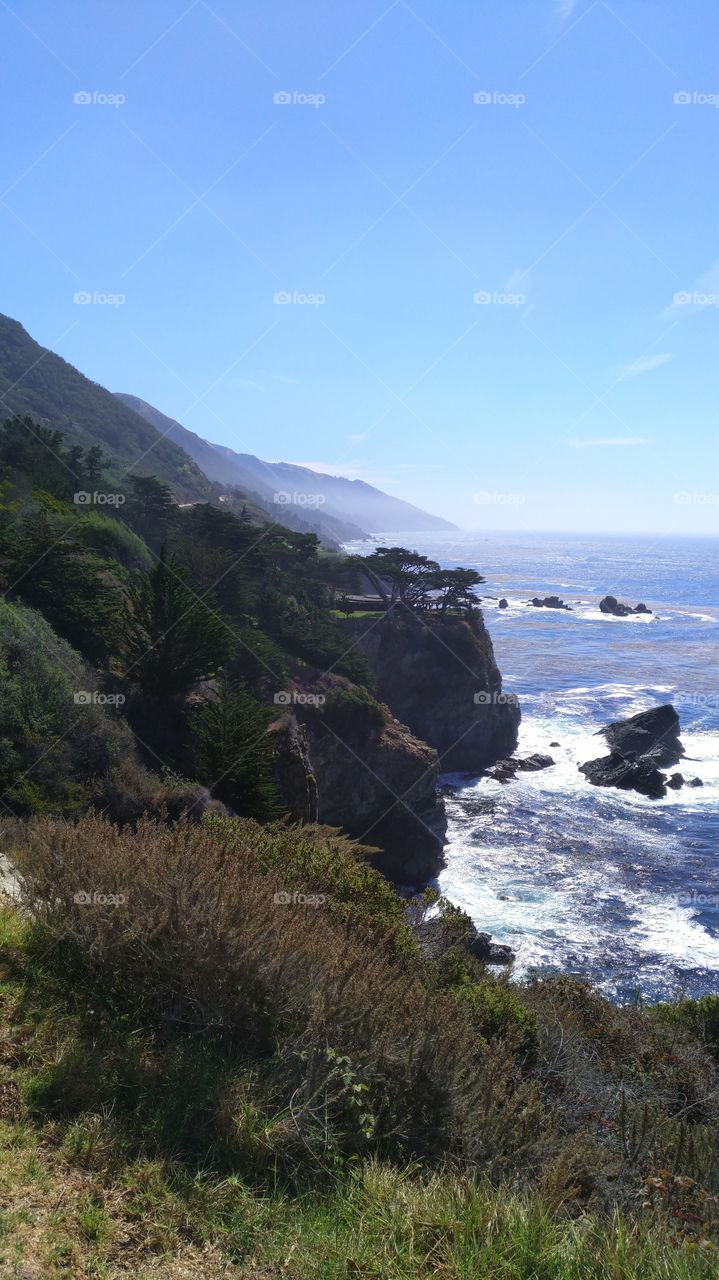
[269,715,318,823]
[272,679,446,884]
[340,613,520,772]
[272,612,518,884]
[301,705,446,884]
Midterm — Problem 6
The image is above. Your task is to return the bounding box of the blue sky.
[1,0,718,532]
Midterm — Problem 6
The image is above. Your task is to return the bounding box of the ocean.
[344,531,719,1003]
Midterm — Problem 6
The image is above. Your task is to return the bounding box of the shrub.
[0,599,137,815]
[456,978,538,1060]
[650,995,719,1061]
[315,684,386,740]
[11,812,543,1169]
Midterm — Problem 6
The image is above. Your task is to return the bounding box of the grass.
[330,608,384,618]
[0,902,717,1278]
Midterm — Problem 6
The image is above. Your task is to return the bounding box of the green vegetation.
[0,406,717,1276]
[361,544,485,612]
[0,313,212,498]
[0,810,717,1275]
[0,413,380,817]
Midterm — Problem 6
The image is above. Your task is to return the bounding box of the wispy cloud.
[568,436,647,448]
[231,376,266,392]
[556,0,577,20]
[621,352,673,379]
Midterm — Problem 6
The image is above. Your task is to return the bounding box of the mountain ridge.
[117,393,457,535]
[0,314,212,502]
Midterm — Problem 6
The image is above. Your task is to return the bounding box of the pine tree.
[191,674,282,820]
[127,548,232,695]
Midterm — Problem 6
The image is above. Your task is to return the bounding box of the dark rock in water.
[412,913,515,966]
[578,705,686,800]
[487,753,555,783]
[599,594,653,617]
[578,750,667,799]
[601,704,683,768]
[498,597,509,609]
[462,796,497,818]
[487,759,519,784]
[528,595,572,611]
[550,741,561,748]
[689,777,704,788]
[473,934,516,964]
[520,752,555,771]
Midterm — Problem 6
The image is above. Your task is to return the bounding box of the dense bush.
[11,812,543,1171]
[0,599,135,815]
[316,683,387,740]
[190,676,283,820]
[650,994,719,1061]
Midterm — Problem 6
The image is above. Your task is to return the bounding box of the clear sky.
[2,0,718,532]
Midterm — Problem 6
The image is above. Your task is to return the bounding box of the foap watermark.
[274,290,325,307]
[474,691,520,707]
[273,889,326,907]
[73,89,126,108]
[674,90,719,108]
[274,490,325,507]
[74,490,126,506]
[474,90,526,108]
[73,291,126,307]
[74,890,127,906]
[273,691,326,707]
[675,692,719,710]
[673,491,719,507]
[675,891,719,907]
[74,691,126,707]
[673,290,719,309]
[473,490,526,507]
[474,290,525,307]
[274,89,326,108]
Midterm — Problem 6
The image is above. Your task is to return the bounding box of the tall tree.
[127,549,232,696]
[191,675,282,820]
[362,546,439,608]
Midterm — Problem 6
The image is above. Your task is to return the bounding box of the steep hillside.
[0,315,211,501]
[115,392,366,543]
[212,447,457,534]
[116,391,455,535]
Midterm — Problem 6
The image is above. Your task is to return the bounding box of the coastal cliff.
[274,678,446,883]
[273,611,518,882]
[339,612,520,772]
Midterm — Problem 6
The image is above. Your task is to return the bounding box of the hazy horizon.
[3,0,719,534]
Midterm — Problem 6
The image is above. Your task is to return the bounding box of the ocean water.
[345,531,719,1003]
